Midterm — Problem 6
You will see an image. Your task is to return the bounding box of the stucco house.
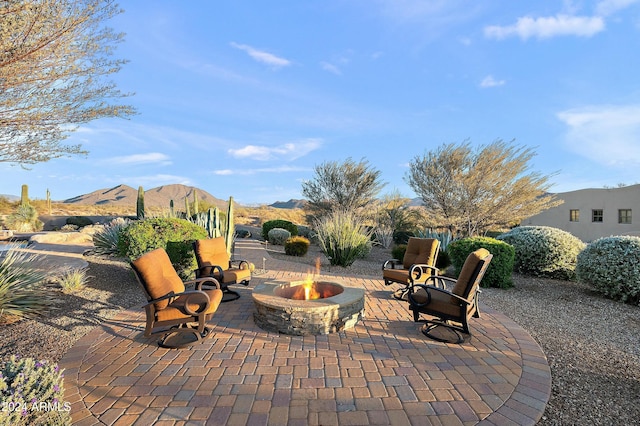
[522,184,640,242]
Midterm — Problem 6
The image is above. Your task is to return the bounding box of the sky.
[3,0,640,206]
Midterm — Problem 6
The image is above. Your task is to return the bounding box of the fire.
[293,258,324,300]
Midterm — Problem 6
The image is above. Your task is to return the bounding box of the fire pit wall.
[252,281,365,336]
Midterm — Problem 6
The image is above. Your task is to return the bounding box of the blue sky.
[3,0,640,205]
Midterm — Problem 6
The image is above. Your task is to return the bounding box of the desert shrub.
[262,219,298,240]
[296,225,314,239]
[393,230,414,245]
[66,216,93,227]
[92,218,130,255]
[267,228,291,245]
[57,267,89,294]
[315,210,372,267]
[0,247,53,324]
[235,229,251,238]
[448,237,515,288]
[117,217,207,279]
[284,236,310,256]
[497,226,585,280]
[60,224,78,232]
[391,244,407,260]
[576,236,640,304]
[4,204,43,232]
[0,355,71,425]
[373,226,394,249]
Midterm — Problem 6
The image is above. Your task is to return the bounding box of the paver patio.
[60,239,551,425]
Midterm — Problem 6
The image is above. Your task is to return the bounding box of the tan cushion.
[403,238,439,269]
[156,289,223,321]
[194,237,230,271]
[133,248,185,310]
[383,268,411,285]
[220,267,252,284]
[451,248,491,301]
[412,287,461,317]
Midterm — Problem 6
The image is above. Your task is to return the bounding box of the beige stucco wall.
[523,184,640,242]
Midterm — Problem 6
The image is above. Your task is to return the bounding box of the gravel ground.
[1,243,638,425]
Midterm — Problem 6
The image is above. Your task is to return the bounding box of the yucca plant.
[315,209,372,267]
[92,218,130,255]
[0,247,54,324]
[57,267,90,294]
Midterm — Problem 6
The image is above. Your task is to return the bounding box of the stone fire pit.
[252,280,365,335]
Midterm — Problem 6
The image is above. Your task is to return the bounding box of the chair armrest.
[408,264,439,283]
[424,275,456,289]
[144,290,212,315]
[407,284,472,307]
[382,259,402,270]
[195,265,225,279]
[185,277,221,290]
[230,259,251,270]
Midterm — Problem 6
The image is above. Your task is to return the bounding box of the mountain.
[63,184,228,209]
[269,199,308,209]
[0,194,19,201]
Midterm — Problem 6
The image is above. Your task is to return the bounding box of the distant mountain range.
[63,184,230,209]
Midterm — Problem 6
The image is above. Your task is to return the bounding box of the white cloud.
[484,14,605,40]
[230,42,291,69]
[596,0,640,16]
[213,166,310,176]
[105,152,172,166]
[228,139,322,161]
[321,62,342,75]
[480,75,506,88]
[557,104,640,167]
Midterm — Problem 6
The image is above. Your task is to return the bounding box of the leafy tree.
[301,157,385,218]
[405,139,562,236]
[0,0,136,165]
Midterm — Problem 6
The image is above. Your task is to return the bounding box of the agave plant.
[0,246,54,324]
[92,218,130,255]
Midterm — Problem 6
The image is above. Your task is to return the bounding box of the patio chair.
[407,248,492,343]
[382,237,440,300]
[193,237,251,302]
[131,248,223,348]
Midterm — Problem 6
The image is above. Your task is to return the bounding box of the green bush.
[315,210,371,267]
[497,226,585,280]
[391,244,406,260]
[576,236,640,305]
[117,218,207,279]
[267,228,291,245]
[57,267,89,294]
[448,237,515,288]
[0,355,71,425]
[0,247,53,324]
[284,236,310,256]
[262,219,298,240]
[66,216,93,227]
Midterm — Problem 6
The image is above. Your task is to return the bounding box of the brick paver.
[59,240,551,425]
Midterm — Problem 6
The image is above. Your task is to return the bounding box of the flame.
[293,257,323,300]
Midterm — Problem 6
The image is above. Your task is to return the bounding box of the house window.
[592,209,603,222]
[569,209,579,222]
[619,209,632,224]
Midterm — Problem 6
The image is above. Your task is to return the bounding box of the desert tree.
[0,0,136,165]
[301,157,385,219]
[405,139,562,237]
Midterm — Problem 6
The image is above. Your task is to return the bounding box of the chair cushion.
[451,248,491,300]
[412,287,461,317]
[220,267,251,284]
[403,238,439,269]
[133,248,186,310]
[383,268,411,284]
[156,289,223,321]
[194,238,230,271]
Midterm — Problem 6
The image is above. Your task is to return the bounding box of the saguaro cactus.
[225,196,235,257]
[170,199,175,217]
[193,189,199,215]
[136,186,145,219]
[46,188,52,215]
[20,184,29,206]
[185,197,191,218]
